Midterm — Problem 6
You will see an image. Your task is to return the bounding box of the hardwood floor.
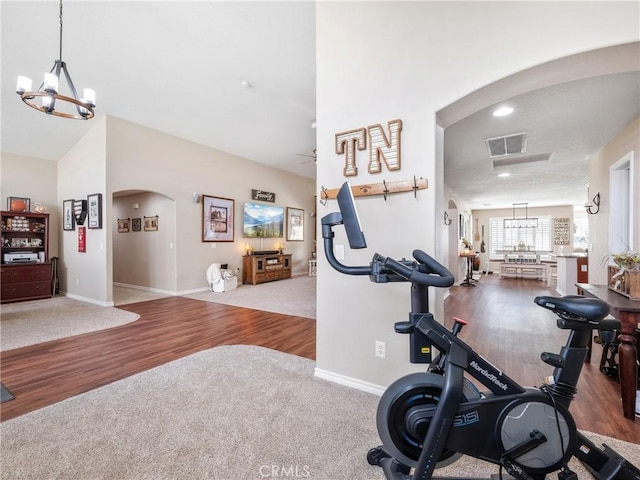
[0,297,316,422]
[1,276,638,445]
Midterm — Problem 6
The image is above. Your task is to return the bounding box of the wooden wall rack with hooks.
[319,177,427,205]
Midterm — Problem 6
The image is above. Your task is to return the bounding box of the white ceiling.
[444,72,640,211]
[2,2,639,211]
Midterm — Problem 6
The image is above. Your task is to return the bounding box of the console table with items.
[242,252,292,285]
[576,283,639,421]
[1,211,51,303]
[497,250,551,286]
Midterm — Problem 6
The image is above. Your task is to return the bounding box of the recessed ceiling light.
[498,172,510,177]
[240,79,251,88]
[493,106,514,117]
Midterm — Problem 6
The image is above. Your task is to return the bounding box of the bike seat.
[534,295,610,322]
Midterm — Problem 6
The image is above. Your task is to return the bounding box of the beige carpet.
[185,274,316,319]
[0,296,139,352]
[1,345,637,480]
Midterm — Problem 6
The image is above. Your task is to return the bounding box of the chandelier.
[503,203,538,229]
[15,0,95,120]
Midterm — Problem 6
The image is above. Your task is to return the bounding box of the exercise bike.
[321,182,640,480]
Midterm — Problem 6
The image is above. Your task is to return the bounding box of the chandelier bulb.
[44,72,59,94]
[42,95,54,111]
[16,76,32,94]
[83,88,96,107]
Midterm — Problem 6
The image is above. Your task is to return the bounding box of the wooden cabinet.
[242,253,292,285]
[1,211,51,303]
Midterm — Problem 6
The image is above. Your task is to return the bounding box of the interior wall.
[315,1,639,391]
[588,115,640,285]
[105,116,316,294]
[0,153,59,259]
[58,116,108,304]
[112,192,177,292]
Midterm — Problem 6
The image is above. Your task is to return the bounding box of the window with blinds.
[489,216,551,258]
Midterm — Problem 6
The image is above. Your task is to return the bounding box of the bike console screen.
[336,182,367,249]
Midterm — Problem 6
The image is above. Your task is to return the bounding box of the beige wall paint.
[1,153,59,260]
[57,116,108,304]
[105,116,315,294]
[3,116,315,305]
[588,115,640,285]
[315,1,639,390]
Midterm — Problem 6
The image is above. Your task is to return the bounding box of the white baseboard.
[62,292,114,307]
[113,282,177,296]
[314,368,385,397]
[177,286,210,295]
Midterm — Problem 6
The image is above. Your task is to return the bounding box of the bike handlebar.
[374,250,455,288]
[321,205,454,289]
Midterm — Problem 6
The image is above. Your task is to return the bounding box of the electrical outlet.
[375,340,386,359]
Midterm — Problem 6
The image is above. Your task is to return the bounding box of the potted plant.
[604,250,640,300]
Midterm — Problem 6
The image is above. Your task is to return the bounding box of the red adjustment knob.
[453,316,468,325]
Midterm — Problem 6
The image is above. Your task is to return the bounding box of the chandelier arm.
[59,62,86,116]
[59,0,64,62]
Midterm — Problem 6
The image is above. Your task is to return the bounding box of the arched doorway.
[112,190,177,304]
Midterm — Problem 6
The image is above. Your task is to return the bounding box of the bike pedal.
[557,469,578,480]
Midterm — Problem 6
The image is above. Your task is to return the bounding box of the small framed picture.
[132,218,142,232]
[118,218,130,233]
[63,199,75,231]
[8,197,30,212]
[203,195,234,242]
[287,207,304,241]
[87,193,102,229]
[144,215,159,232]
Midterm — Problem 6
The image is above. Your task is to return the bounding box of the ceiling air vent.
[485,132,527,157]
[492,153,552,170]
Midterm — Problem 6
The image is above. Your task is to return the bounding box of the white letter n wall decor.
[334,119,403,177]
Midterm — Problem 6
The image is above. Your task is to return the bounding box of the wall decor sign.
[87,193,102,229]
[286,207,304,241]
[78,226,86,252]
[203,195,234,242]
[132,218,142,232]
[63,199,75,231]
[73,199,87,225]
[117,218,130,233]
[144,215,159,232]
[335,119,402,177]
[251,189,276,203]
[7,197,30,212]
[553,217,570,245]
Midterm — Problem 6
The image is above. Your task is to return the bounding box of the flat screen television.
[243,202,284,238]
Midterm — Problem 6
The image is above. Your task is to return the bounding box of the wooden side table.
[459,251,478,287]
[577,283,639,420]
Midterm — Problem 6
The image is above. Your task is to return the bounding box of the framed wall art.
[87,193,102,229]
[117,218,130,233]
[144,215,159,232]
[63,199,75,231]
[242,202,283,238]
[553,217,570,245]
[203,195,234,242]
[286,207,304,241]
[132,218,142,232]
[7,197,30,212]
